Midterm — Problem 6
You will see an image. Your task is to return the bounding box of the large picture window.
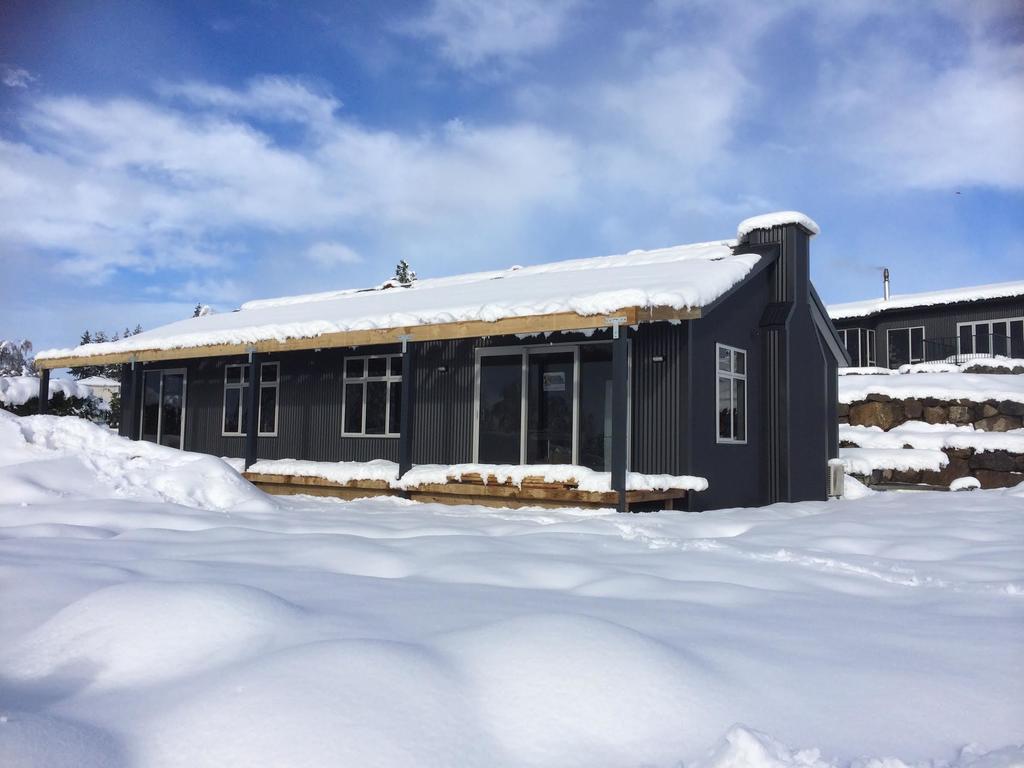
[222,362,279,437]
[716,344,746,443]
[887,327,925,368]
[838,328,875,367]
[343,355,402,436]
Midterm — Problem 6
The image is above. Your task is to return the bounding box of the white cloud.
[402,0,580,68]
[0,79,581,284]
[159,76,341,128]
[2,66,35,88]
[820,42,1024,190]
[306,241,362,266]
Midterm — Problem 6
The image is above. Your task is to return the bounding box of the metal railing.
[920,333,1022,364]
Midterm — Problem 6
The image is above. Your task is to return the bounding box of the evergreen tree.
[0,339,34,376]
[394,260,416,285]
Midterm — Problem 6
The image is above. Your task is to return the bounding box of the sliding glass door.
[477,355,523,464]
[526,351,575,464]
[475,343,621,469]
[139,369,187,448]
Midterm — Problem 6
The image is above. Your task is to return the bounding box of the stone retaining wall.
[839,395,1024,489]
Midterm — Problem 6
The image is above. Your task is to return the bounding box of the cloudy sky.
[1,0,1022,351]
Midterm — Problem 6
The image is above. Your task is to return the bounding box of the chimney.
[883,268,890,301]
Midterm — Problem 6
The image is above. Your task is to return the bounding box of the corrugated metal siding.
[833,296,1024,367]
[133,328,690,475]
[412,339,475,464]
[630,323,686,475]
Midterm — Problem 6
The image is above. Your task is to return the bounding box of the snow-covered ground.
[1,412,1022,768]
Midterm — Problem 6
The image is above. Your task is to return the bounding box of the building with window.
[828,280,1024,369]
[35,212,845,511]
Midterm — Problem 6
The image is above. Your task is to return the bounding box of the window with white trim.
[957,318,1024,358]
[716,344,747,443]
[886,327,925,368]
[342,355,402,436]
[838,328,875,367]
[222,362,279,436]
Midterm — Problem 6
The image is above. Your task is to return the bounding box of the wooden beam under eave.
[35,304,699,369]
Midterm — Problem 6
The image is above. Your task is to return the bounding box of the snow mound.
[437,613,722,765]
[838,373,1024,404]
[838,447,948,475]
[951,477,981,492]
[693,727,1024,768]
[0,413,275,512]
[139,639,493,768]
[0,581,302,691]
[0,375,93,407]
[694,725,833,768]
[737,211,820,241]
[0,711,125,768]
[840,422,1024,454]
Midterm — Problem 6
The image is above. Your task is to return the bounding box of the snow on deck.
[1,410,1022,766]
[248,457,709,494]
[38,239,760,361]
[828,279,1024,320]
[839,371,1024,404]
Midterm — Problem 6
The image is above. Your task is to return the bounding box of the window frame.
[838,328,875,368]
[715,343,748,445]
[956,317,1024,357]
[886,326,926,368]
[221,361,280,438]
[471,340,631,468]
[341,354,403,438]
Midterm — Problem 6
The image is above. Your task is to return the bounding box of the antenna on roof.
[883,268,890,301]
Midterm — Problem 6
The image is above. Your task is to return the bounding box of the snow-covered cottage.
[35,212,845,511]
[829,277,1024,369]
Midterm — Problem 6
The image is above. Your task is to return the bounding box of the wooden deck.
[243,471,686,511]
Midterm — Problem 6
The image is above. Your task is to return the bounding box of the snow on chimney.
[883,268,890,301]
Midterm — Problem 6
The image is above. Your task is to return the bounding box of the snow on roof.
[828,279,1024,321]
[736,211,820,242]
[38,239,761,361]
[77,376,121,387]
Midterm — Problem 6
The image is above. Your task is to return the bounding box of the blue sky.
[1,0,1022,352]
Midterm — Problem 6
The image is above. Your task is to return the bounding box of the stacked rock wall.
[838,395,1024,488]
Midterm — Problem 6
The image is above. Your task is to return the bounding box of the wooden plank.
[36,304,701,369]
[244,472,391,490]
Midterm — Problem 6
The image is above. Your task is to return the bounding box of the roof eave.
[36,304,704,369]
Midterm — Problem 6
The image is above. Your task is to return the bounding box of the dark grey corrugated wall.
[630,323,687,475]
[129,327,689,475]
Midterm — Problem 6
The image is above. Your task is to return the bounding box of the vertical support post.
[244,351,260,470]
[130,362,143,440]
[37,368,50,415]
[398,336,415,479]
[611,323,629,513]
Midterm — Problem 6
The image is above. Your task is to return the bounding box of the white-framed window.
[342,354,402,436]
[716,343,747,444]
[886,327,925,368]
[957,318,1024,358]
[837,328,875,367]
[222,362,279,437]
